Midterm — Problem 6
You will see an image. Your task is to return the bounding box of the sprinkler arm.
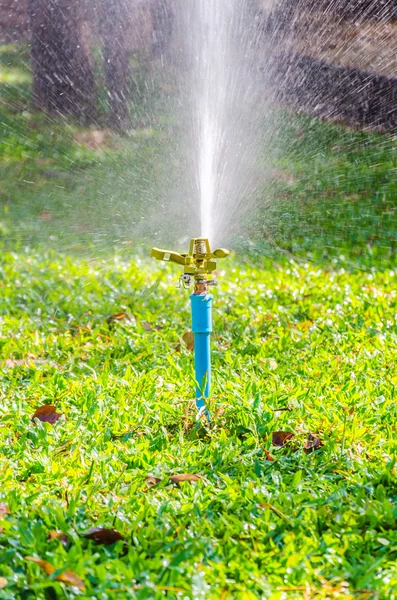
[151,248,187,266]
[151,238,229,286]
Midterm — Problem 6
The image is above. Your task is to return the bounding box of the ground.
[1,43,397,600]
[2,250,397,599]
[280,13,397,79]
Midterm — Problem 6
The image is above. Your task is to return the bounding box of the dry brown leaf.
[31,405,63,425]
[141,321,162,332]
[169,474,201,484]
[145,476,162,489]
[107,312,127,324]
[182,332,195,351]
[304,434,323,452]
[48,531,69,546]
[55,569,85,590]
[25,556,57,575]
[25,556,85,591]
[272,431,295,447]
[264,449,275,462]
[38,210,53,222]
[82,527,124,546]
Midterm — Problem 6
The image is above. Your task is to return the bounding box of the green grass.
[1,43,397,261]
[0,43,175,254]
[267,117,397,264]
[1,43,397,599]
[2,251,397,599]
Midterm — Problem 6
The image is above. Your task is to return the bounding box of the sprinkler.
[151,238,229,418]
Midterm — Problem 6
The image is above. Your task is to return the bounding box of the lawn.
[1,43,397,599]
[2,251,397,599]
[1,43,396,262]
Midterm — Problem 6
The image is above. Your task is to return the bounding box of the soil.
[275,52,397,131]
[284,13,397,79]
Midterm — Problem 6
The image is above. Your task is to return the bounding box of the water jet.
[152,238,229,418]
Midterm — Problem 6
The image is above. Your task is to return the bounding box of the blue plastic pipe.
[190,293,213,413]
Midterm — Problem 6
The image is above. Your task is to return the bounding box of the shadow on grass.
[1,43,397,268]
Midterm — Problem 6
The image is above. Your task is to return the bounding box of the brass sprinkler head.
[151,238,229,293]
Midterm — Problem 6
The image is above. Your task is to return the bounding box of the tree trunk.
[29,0,96,121]
[101,0,131,129]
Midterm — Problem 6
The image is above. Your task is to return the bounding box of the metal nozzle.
[151,238,229,291]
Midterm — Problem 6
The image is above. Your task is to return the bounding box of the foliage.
[1,41,397,599]
[1,250,397,598]
[263,115,397,266]
[1,44,397,262]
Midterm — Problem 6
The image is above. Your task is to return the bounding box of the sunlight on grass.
[1,250,397,597]
[0,67,31,84]
[1,39,397,599]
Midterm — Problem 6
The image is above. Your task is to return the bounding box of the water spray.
[151,238,229,418]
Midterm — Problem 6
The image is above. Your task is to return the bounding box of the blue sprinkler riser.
[190,293,213,412]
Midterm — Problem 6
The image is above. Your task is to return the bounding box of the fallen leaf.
[264,450,275,462]
[31,405,63,425]
[141,321,162,332]
[272,431,295,447]
[304,434,323,452]
[0,578,7,589]
[26,556,55,575]
[107,312,126,324]
[169,474,201,484]
[145,476,162,489]
[25,556,85,591]
[38,210,53,222]
[48,531,69,546]
[182,332,195,351]
[82,527,124,546]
